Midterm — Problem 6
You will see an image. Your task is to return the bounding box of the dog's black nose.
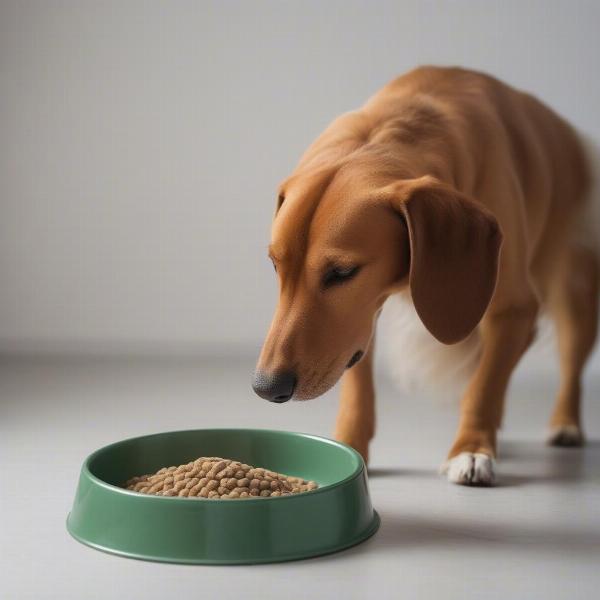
[252,371,296,403]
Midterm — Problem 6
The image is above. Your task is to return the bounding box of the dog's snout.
[252,370,297,403]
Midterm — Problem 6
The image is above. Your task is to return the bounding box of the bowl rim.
[82,427,366,504]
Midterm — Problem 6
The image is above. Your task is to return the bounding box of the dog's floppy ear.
[389,176,502,344]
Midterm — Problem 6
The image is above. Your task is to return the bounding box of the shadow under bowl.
[66,428,379,564]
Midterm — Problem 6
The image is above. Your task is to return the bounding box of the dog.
[252,66,599,486]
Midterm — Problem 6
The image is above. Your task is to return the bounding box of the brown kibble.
[189,482,203,496]
[123,457,319,500]
[208,460,226,476]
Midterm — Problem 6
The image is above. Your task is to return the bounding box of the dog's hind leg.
[547,243,599,447]
[333,338,376,464]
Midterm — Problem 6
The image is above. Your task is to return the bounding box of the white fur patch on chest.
[378,292,481,397]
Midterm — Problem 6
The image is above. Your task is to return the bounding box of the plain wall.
[1,0,599,362]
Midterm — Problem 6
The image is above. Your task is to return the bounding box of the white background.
[1,0,599,366]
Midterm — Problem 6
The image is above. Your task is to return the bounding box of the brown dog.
[252,66,599,485]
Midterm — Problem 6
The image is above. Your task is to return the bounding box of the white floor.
[2,355,600,600]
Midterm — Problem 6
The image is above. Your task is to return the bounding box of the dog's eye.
[323,265,360,288]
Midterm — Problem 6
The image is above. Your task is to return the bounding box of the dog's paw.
[547,424,584,447]
[440,452,496,486]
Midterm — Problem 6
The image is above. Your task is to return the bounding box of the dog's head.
[252,156,502,402]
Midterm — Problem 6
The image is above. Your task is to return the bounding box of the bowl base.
[67,510,380,565]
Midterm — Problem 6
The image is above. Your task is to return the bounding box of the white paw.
[547,424,584,447]
[440,452,496,486]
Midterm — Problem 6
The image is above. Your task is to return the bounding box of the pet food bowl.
[66,428,380,564]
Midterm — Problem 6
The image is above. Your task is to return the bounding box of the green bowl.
[66,428,379,564]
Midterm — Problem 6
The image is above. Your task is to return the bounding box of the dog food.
[124,457,319,499]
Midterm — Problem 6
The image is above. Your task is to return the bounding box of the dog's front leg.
[333,339,375,464]
[442,303,537,485]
